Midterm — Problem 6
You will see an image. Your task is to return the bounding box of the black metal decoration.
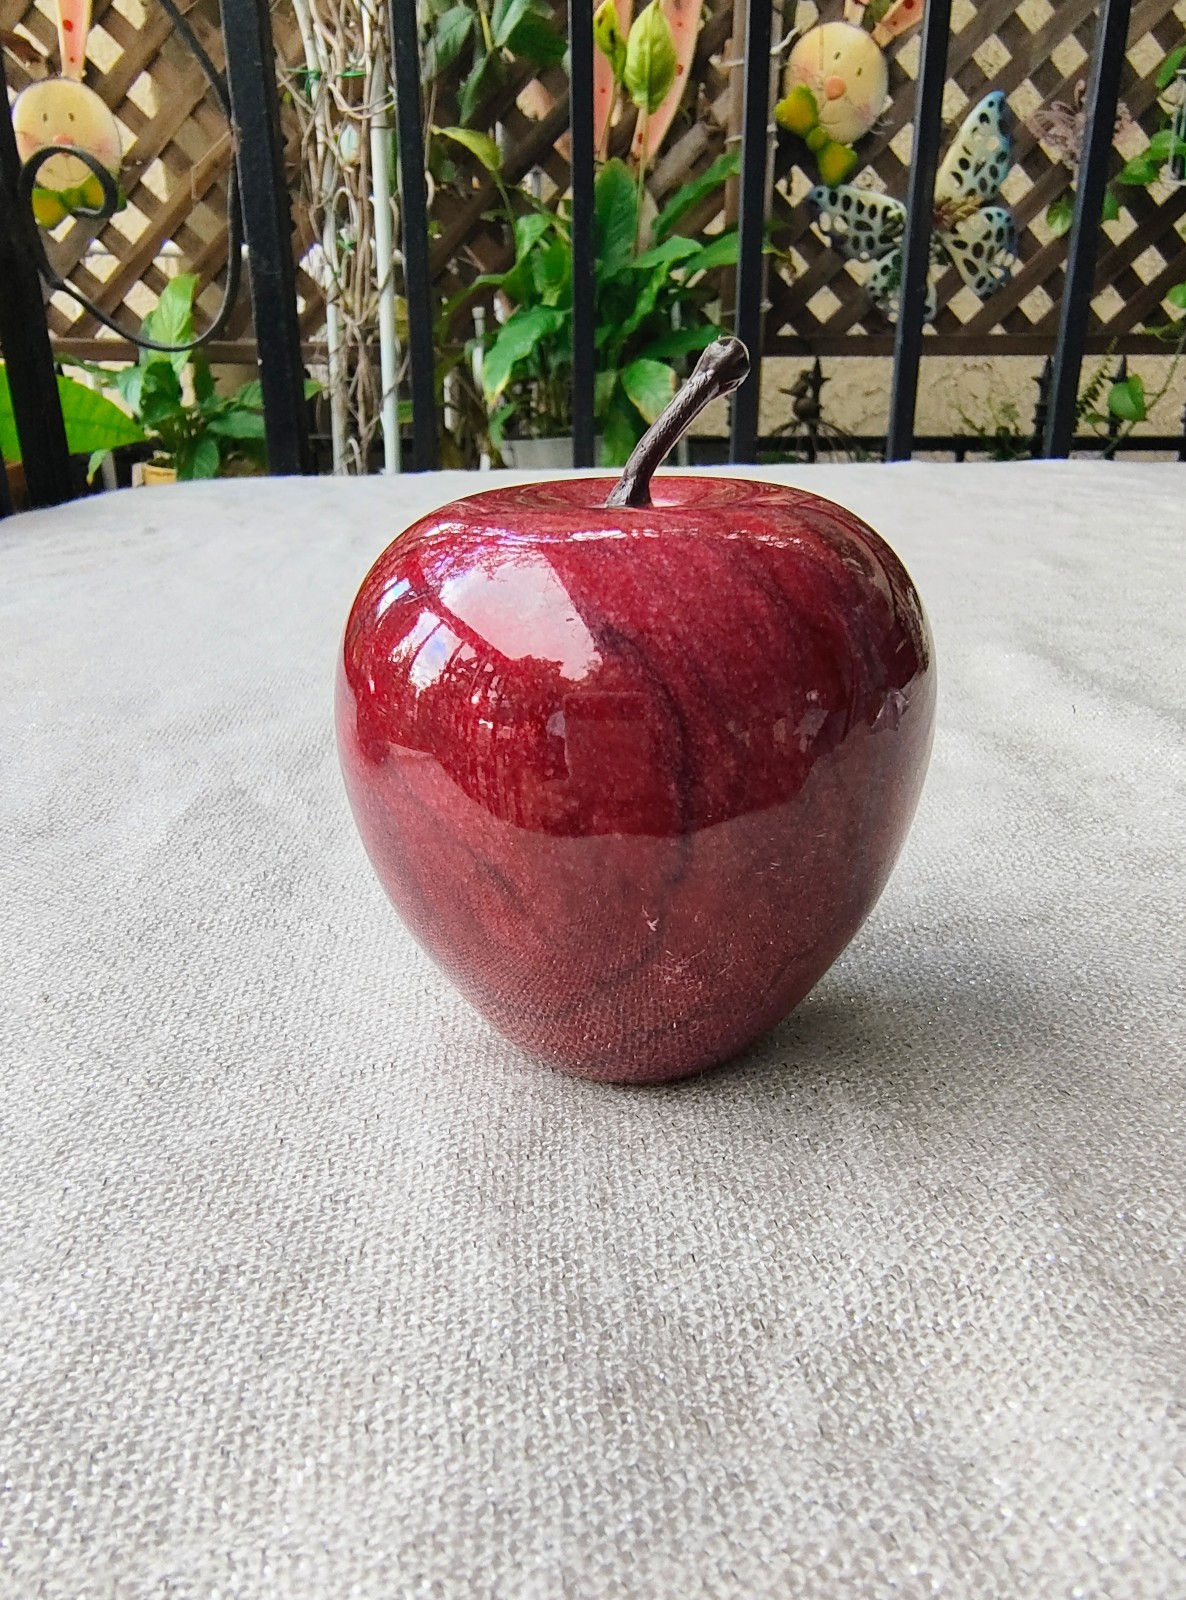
[0,50,72,511]
[1031,355,1052,457]
[569,0,596,469]
[221,0,313,475]
[390,0,439,471]
[729,0,774,463]
[886,0,953,462]
[16,0,243,356]
[1043,0,1133,459]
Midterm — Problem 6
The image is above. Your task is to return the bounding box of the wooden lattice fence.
[422,0,1186,360]
[0,0,325,359]
[3,0,1185,366]
[769,0,1186,355]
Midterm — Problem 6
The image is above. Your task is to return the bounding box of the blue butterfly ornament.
[808,90,1018,322]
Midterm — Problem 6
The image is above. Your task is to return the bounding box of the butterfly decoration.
[10,0,124,227]
[808,90,1017,322]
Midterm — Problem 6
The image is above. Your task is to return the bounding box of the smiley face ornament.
[775,0,921,185]
[11,0,123,227]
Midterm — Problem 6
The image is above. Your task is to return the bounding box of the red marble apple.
[336,339,935,1084]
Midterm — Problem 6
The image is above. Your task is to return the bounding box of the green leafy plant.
[422,0,565,126]
[1041,42,1186,436]
[84,276,316,481]
[0,364,144,466]
[955,396,1034,462]
[467,153,740,464]
[1044,45,1186,235]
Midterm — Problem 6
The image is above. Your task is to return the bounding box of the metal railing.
[392,0,1144,469]
[0,0,1171,512]
[0,0,311,514]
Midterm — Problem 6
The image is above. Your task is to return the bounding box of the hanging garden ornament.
[809,91,1017,322]
[776,2,920,186]
[11,0,123,227]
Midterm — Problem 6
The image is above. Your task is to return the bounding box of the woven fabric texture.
[2,463,1184,1599]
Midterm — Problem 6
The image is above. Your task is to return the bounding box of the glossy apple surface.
[336,476,935,1084]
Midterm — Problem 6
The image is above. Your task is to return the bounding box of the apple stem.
[604,337,752,509]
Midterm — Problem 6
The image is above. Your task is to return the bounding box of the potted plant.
[460,153,738,467]
[1,361,145,507]
[432,0,739,467]
[85,275,317,483]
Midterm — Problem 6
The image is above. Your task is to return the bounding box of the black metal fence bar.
[0,54,73,512]
[1043,0,1133,458]
[390,0,438,471]
[728,0,773,462]
[220,0,313,476]
[570,0,596,468]
[885,0,953,462]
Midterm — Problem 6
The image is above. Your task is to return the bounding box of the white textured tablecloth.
[2,463,1184,1599]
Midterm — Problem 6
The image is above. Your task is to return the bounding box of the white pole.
[292,0,348,473]
[364,2,401,472]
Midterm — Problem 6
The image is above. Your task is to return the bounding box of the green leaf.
[1107,374,1147,423]
[1046,194,1074,237]
[620,357,676,424]
[636,323,721,361]
[488,400,516,448]
[1115,155,1161,187]
[1165,281,1186,311]
[482,305,568,400]
[137,364,185,430]
[86,448,110,483]
[140,362,184,405]
[112,364,146,414]
[141,274,197,374]
[0,366,145,463]
[504,12,566,62]
[515,212,554,260]
[623,0,677,116]
[594,369,620,420]
[531,237,571,306]
[458,50,501,124]
[600,395,643,465]
[1146,128,1186,164]
[1100,187,1120,223]
[426,4,473,77]
[233,377,316,409]
[631,236,702,271]
[434,124,501,173]
[177,434,221,481]
[654,151,740,242]
[499,255,536,307]
[593,0,627,80]
[206,407,267,439]
[595,158,638,278]
[492,0,534,47]
[613,261,675,348]
[192,353,215,406]
[1156,43,1186,91]
[681,230,740,274]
